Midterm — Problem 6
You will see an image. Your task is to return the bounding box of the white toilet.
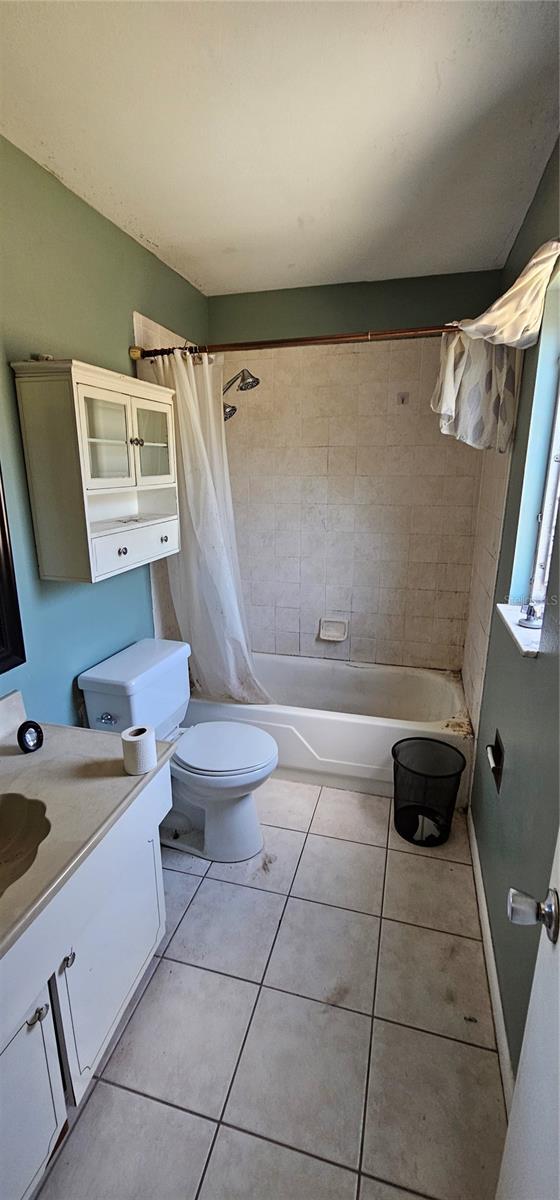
[78,638,278,862]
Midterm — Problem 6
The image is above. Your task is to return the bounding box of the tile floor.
[39,776,506,1200]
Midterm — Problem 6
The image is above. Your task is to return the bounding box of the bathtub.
[188,654,473,806]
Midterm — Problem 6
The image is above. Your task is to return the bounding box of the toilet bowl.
[163,721,278,861]
[78,639,278,864]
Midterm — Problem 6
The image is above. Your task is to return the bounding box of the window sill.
[496,604,541,657]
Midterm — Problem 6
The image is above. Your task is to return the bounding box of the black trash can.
[391,737,466,847]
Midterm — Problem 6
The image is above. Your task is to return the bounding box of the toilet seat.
[173,720,277,778]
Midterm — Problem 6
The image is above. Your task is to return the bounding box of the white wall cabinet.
[0,767,171,1199]
[11,359,179,582]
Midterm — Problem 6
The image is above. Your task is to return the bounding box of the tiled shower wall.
[462,447,512,728]
[225,338,482,671]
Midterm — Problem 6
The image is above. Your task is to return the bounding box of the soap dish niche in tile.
[318,618,349,643]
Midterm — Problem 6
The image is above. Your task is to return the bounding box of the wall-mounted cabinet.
[11,360,180,583]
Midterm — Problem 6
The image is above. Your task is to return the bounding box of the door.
[131,397,175,486]
[0,987,66,1200]
[78,384,136,490]
[496,832,560,1200]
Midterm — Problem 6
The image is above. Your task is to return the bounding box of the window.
[498,278,559,656]
[530,383,560,607]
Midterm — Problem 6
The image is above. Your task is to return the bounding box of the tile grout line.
[192,786,325,1200]
[356,811,390,1198]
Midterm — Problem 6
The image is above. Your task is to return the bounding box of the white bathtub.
[188,654,473,805]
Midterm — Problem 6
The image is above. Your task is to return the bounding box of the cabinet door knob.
[62,950,76,969]
[27,1003,49,1027]
[138,438,145,447]
[117,546,128,557]
[160,534,169,543]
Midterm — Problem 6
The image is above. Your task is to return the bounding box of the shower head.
[222,367,260,422]
[238,368,260,391]
[222,367,260,397]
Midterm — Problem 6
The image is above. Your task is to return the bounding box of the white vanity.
[0,693,173,1200]
[11,359,179,583]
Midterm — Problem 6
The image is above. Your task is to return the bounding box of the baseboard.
[468,808,514,1113]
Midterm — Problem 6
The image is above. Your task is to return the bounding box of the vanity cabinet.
[0,987,66,1200]
[0,765,171,1199]
[11,359,179,583]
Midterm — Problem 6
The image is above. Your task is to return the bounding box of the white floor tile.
[311,788,390,847]
[383,851,480,938]
[161,844,211,876]
[208,825,305,894]
[225,988,370,1167]
[158,869,201,953]
[166,878,284,981]
[360,1178,420,1200]
[103,960,257,1118]
[375,920,495,1047]
[389,810,471,864]
[199,1126,357,1200]
[265,897,379,1012]
[362,1021,505,1200]
[256,776,320,831]
[292,834,385,914]
[40,1081,215,1200]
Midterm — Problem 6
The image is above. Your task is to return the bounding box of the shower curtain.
[143,349,268,703]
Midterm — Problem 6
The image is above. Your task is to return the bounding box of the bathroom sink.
[0,794,51,897]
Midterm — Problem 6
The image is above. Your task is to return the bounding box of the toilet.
[78,638,278,862]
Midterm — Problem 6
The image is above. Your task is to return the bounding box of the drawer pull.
[117,546,128,557]
[27,1004,49,1027]
[160,535,169,544]
[62,950,76,969]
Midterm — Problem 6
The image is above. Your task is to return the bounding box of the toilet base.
[160,790,264,863]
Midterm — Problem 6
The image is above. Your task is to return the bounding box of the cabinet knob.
[27,1004,49,1027]
[160,535,169,544]
[129,437,139,445]
[62,950,76,969]
[138,438,145,447]
[117,546,128,557]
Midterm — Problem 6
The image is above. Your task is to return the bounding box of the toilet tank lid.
[77,638,191,696]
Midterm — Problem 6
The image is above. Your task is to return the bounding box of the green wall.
[208,270,501,342]
[471,141,559,1070]
[0,136,208,724]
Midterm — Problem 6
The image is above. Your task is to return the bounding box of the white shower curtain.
[144,349,268,703]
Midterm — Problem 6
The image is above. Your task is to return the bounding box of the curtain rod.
[129,322,456,361]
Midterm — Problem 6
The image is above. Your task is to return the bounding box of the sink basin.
[0,794,51,897]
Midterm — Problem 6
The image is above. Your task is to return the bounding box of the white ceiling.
[0,1,557,295]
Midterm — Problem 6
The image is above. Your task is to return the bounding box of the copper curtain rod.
[129,322,455,360]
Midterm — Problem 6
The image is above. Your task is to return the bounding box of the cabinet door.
[58,833,162,1103]
[132,397,175,486]
[0,988,66,1200]
[78,384,136,490]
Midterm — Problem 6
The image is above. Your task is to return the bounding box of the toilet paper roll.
[121,725,158,776]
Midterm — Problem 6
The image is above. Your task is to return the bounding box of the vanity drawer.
[92,518,179,577]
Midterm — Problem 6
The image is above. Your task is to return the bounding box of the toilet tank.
[78,639,191,738]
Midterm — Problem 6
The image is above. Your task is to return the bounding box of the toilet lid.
[173,721,277,777]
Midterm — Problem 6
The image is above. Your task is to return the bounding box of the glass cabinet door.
[132,399,175,485]
[79,385,135,489]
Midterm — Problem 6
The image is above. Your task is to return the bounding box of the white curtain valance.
[431,240,559,452]
[458,239,559,349]
[431,332,523,453]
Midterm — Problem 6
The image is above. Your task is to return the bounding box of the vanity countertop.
[0,721,174,959]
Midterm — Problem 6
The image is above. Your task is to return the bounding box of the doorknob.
[507,887,559,944]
